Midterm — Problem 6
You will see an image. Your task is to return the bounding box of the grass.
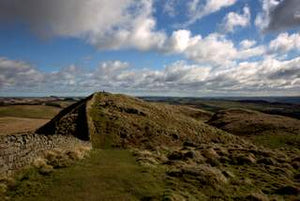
[5,149,165,201]
[208,108,300,149]
[0,105,60,119]
[0,117,49,135]
[248,132,300,149]
[2,93,299,201]
[89,93,237,150]
[151,98,300,120]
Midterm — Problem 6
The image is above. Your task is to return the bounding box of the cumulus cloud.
[164,31,265,65]
[185,0,237,26]
[255,0,300,31]
[221,6,251,33]
[269,32,300,53]
[0,0,266,66]
[0,0,166,51]
[1,56,299,96]
[0,58,44,88]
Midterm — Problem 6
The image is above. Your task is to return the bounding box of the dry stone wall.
[0,132,91,177]
[0,95,95,177]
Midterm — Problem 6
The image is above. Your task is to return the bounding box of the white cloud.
[240,40,257,49]
[255,0,300,31]
[0,0,265,66]
[185,0,237,26]
[0,58,44,88]
[2,56,299,96]
[221,6,251,33]
[269,32,300,53]
[0,0,166,51]
[164,31,265,65]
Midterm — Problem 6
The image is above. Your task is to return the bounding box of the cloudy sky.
[0,0,299,97]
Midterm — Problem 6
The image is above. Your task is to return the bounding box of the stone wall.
[36,95,93,141]
[0,133,91,177]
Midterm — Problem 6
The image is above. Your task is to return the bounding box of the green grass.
[0,105,60,119]
[248,132,300,149]
[6,149,165,201]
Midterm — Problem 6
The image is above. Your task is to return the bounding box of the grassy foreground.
[5,149,165,201]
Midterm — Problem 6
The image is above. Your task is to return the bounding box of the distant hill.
[208,108,300,149]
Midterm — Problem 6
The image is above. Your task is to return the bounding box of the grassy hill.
[2,92,300,201]
[208,108,300,149]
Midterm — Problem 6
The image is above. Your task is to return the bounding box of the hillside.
[208,108,300,149]
[2,92,300,201]
[89,93,235,149]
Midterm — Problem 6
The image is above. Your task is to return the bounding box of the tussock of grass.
[34,145,92,170]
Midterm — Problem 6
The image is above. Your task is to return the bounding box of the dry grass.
[89,92,239,149]
[0,117,49,135]
[33,145,92,171]
[170,105,213,121]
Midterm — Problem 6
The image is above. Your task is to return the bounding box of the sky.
[0,0,299,97]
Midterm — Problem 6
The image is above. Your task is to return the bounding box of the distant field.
[0,105,61,119]
[0,117,49,135]
[0,105,61,135]
[142,97,300,119]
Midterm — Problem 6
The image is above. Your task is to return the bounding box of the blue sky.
[0,0,299,97]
